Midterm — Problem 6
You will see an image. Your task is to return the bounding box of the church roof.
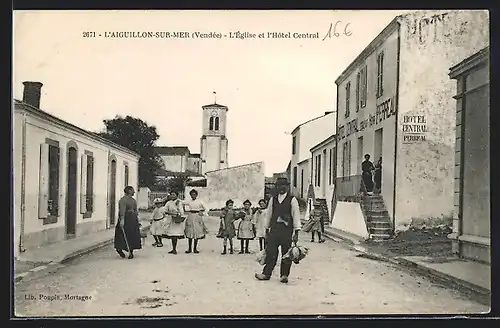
[155,146,190,156]
[202,103,228,110]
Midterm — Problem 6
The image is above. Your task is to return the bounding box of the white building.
[448,47,490,263]
[13,81,140,258]
[334,10,489,235]
[155,146,202,175]
[310,135,336,201]
[308,134,337,222]
[289,111,336,200]
[200,103,229,174]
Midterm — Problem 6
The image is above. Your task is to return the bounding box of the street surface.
[14,217,489,316]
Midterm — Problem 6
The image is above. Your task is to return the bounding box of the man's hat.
[275,177,290,186]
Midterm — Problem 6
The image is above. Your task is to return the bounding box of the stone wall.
[185,162,265,210]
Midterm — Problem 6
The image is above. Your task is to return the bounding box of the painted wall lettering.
[370,96,397,127]
[406,13,450,44]
[338,125,345,139]
[402,115,427,143]
[340,96,396,137]
[359,119,368,131]
[338,118,359,140]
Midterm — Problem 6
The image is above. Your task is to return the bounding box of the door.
[357,136,364,174]
[462,82,490,237]
[300,169,304,198]
[109,160,117,225]
[374,128,383,163]
[66,147,78,238]
[322,149,327,197]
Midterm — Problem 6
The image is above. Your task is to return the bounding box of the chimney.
[22,81,43,108]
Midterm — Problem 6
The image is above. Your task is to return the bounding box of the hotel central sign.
[338,96,397,140]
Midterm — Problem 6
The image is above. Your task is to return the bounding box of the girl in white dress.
[149,198,166,247]
[183,189,209,253]
[237,200,256,254]
[162,192,185,254]
[253,199,268,251]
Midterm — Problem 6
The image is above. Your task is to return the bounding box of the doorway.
[322,149,327,196]
[357,136,364,174]
[66,147,78,238]
[109,160,117,225]
[374,128,383,193]
[300,169,304,199]
[374,128,383,162]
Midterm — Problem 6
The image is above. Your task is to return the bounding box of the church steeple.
[200,101,229,174]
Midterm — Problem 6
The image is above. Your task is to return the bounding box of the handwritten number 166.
[322,21,352,41]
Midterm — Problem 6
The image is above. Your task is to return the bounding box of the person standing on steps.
[255,177,301,284]
[162,191,185,254]
[361,154,375,195]
[114,186,142,259]
[374,157,382,194]
[183,189,209,254]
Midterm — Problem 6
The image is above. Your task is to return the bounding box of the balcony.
[335,175,365,202]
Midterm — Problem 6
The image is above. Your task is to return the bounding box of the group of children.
[147,192,326,255]
[148,189,209,254]
[217,198,268,255]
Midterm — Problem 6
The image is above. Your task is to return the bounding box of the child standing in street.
[149,198,165,247]
[217,199,237,255]
[310,207,326,243]
[253,199,268,251]
[237,200,256,254]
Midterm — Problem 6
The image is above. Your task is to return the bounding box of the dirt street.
[14,217,489,316]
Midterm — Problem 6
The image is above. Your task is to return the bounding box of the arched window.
[209,117,214,130]
[214,117,220,131]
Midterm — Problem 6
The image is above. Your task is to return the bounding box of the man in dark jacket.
[255,177,302,283]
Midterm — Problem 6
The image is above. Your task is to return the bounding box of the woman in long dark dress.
[361,154,375,194]
[374,157,382,194]
[114,186,142,259]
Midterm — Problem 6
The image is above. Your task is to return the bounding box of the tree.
[97,115,163,187]
[167,173,192,195]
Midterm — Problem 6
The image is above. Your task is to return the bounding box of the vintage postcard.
[12,9,490,317]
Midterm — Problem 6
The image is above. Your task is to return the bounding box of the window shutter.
[80,154,88,214]
[380,52,384,96]
[38,144,49,219]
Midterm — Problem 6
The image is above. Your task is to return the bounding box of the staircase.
[314,198,330,229]
[361,194,393,241]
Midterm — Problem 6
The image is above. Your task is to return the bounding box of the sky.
[13,10,411,176]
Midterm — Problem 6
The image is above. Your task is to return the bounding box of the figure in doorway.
[374,157,382,194]
[114,186,142,259]
[361,154,375,194]
[183,189,209,254]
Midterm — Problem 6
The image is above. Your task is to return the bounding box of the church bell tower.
[200,97,229,174]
